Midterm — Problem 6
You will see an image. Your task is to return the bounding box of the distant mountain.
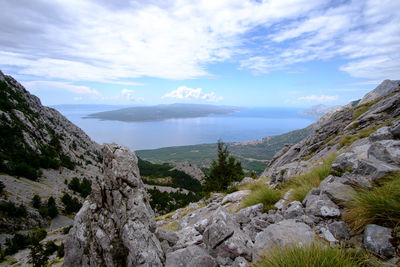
[299,104,341,118]
[85,103,240,122]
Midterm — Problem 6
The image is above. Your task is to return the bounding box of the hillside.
[137,124,314,173]
[85,103,239,122]
[64,79,400,266]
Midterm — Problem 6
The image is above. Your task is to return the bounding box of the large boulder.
[253,219,315,262]
[363,224,396,258]
[63,143,164,267]
[203,207,253,264]
[165,245,217,267]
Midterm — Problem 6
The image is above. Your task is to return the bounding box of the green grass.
[254,243,372,267]
[279,154,337,202]
[241,186,281,212]
[343,171,400,233]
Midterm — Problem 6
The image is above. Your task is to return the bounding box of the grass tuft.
[279,154,337,202]
[254,243,370,267]
[343,171,400,233]
[241,186,281,212]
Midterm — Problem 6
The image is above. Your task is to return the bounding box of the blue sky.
[0,0,399,107]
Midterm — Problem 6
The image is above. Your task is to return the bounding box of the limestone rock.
[63,143,164,267]
[363,224,396,258]
[165,245,217,267]
[170,162,206,184]
[253,219,315,262]
[359,80,400,105]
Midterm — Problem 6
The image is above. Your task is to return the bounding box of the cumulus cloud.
[121,89,144,102]
[297,94,338,103]
[163,86,223,102]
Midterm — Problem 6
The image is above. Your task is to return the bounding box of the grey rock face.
[363,224,396,258]
[319,175,356,204]
[165,245,217,267]
[283,201,304,219]
[253,219,315,262]
[63,143,164,267]
[303,192,340,218]
[328,221,350,241]
[203,207,253,263]
[170,162,206,184]
[359,80,400,105]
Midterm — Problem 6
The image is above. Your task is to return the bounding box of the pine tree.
[28,240,48,267]
[204,140,244,192]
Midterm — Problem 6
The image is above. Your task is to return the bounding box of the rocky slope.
[64,80,400,266]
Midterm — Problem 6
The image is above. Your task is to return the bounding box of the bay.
[53,105,316,151]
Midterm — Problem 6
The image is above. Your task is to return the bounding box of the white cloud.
[0,0,398,82]
[121,89,144,102]
[22,80,101,96]
[163,86,223,102]
[298,94,338,103]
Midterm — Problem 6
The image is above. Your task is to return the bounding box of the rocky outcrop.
[63,143,164,266]
[359,80,400,105]
[265,79,400,187]
[170,162,206,184]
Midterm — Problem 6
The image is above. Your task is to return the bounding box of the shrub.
[32,195,41,209]
[28,240,48,267]
[62,225,73,235]
[61,193,82,214]
[44,241,58,256]
[255,243,364,267]
[279,154,337,202]
[343,171,400,233]
[57,243,64,258]
[204,140,244,192]
[0,181,4,194]
[0,201,27,217]
[242,187,281,212]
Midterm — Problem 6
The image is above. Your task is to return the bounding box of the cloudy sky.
[1,0,399,107]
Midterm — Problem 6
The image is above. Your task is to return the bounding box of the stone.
[234,203,264,225]
[283,201,304,219]
[368,140,400,165]
[155,228,179,247]
[327,221,350,241]
[173,227,203,250]
[232,256,249,267]
[359,80,400,105]
[363,224,396,258]
[63,144,164,267]
[319,176,356,204]
[253,219,315,262]
[304,193,340,218]
[353,158,399,181]
[203,207,253,262]
[165,245,217,267]
[391,124,400,138]
[369,127,393,141]
[221,190,251,205]
[49,215,74,232]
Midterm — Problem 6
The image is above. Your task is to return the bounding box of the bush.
[204,141,244,192]
[242,186,281,212]
[44,241,58,256]
[32,195,41,209]
[255,243,364,267]
[57,243,64,258]
[61,193,82,214]
[343,171,400,233]
[28,240,48,267]
[0,201,27,217]
[0,181,4,194]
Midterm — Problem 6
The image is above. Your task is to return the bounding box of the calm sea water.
[53,105,316,151]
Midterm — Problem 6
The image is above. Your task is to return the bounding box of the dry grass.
[343,171,400,233]
[254,243,375,267]
[242,186,282,212]
[278,154,337,202]
[161,221,179,232]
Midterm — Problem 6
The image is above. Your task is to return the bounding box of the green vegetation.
[68,177,92,198]
[0,80,76,181]
[278,154,337,202]
[136,125,313,173]
[61,193,82,214]
[338,123,387,148]
[0,229,47,262]
[204,141,244,192]
[86,103,238,122]
[255,243,366,267]
[343,171,400,233]
[351,97,382,120]
[0,201,27,217]
[147,189,201,215]
[32,195,41,209]
[139,159,202,193]
[242,186,281,212]
[29,241,48,267]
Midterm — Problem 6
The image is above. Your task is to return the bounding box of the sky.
[0,0,399,107]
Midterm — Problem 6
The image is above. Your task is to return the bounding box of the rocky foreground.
[64,80,400,266]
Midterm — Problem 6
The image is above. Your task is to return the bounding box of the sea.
[53,105,316,151]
